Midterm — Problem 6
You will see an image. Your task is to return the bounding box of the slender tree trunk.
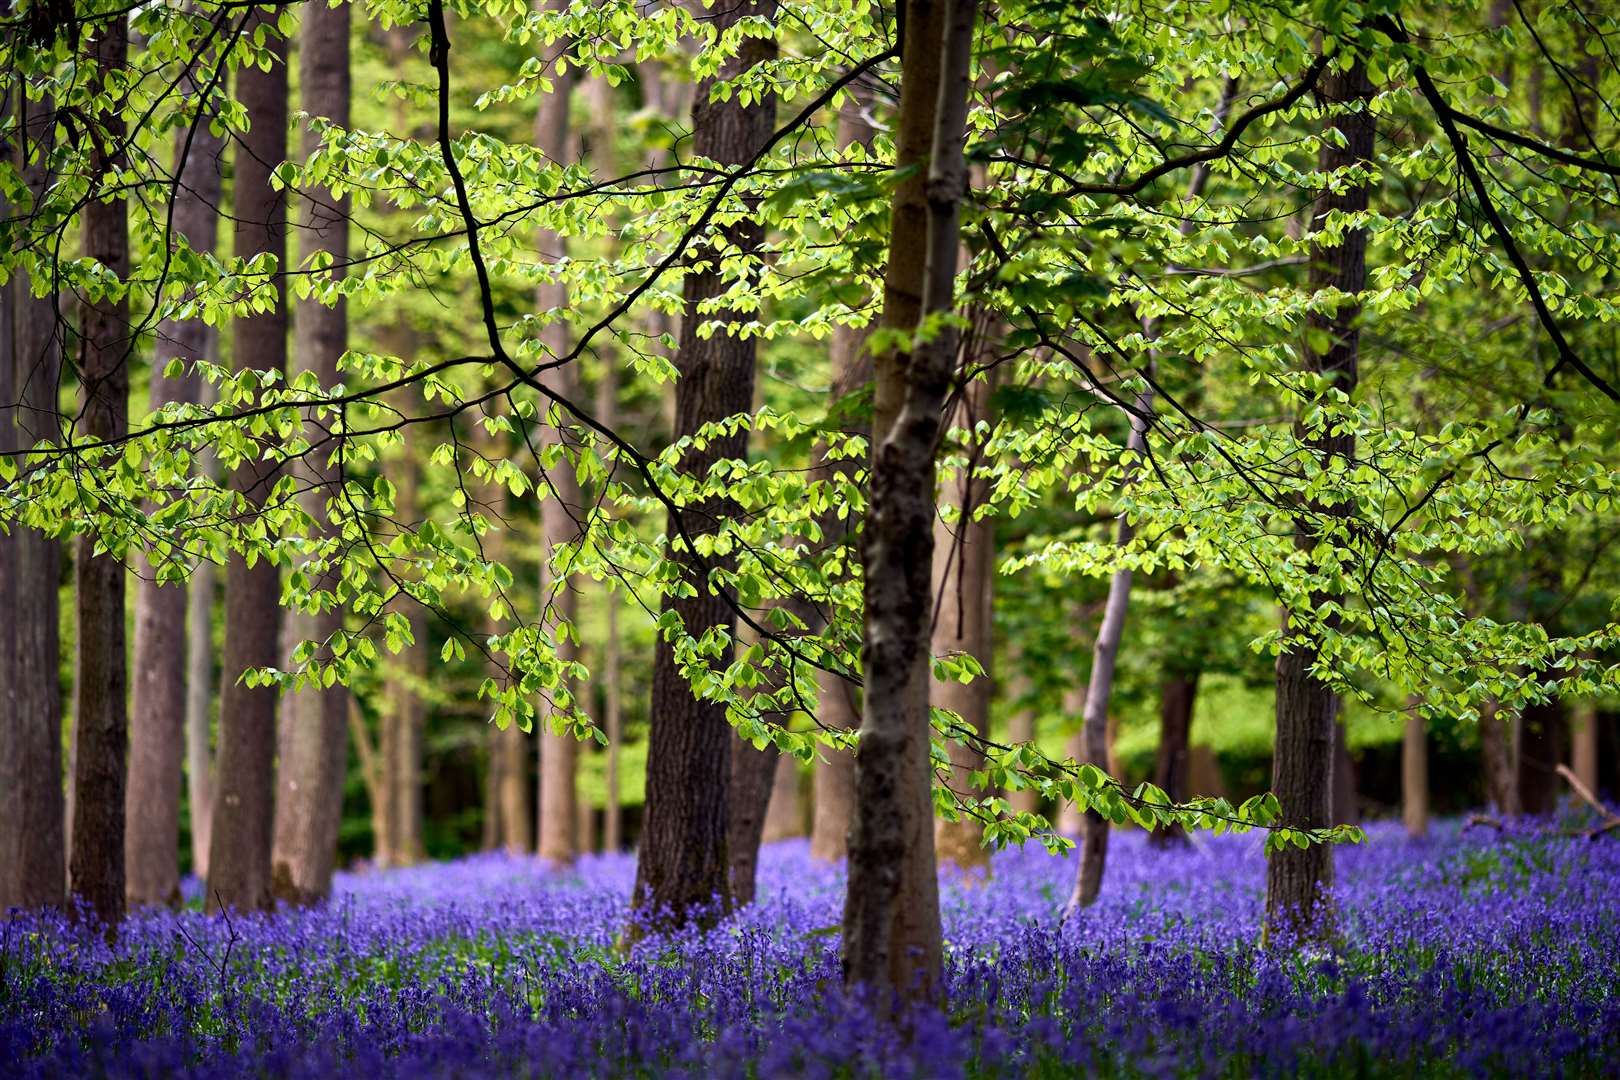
[1572,702,1599,796]
[808,92,878,865]
[186,377,219,879]
[1266,56,1373,942]
[70,16,132,932]
[127,58,226,908]
[0,55,65,914]
[596,366,624,854]
[762,754,802,841]
[1066,388,1150,915]
[1003,661,1038,817]
[382,407,427,866]
[1148,671,1198,848]
[844,0,976,1006]
[1332,720,1358,826]
[1479,699,1520,815]
[208,11,289,914]
[1517,698,1565,815]
[931,343,996,871]
[729,734,780,905]
[631,0,777,931]
[1402,706,1428,838]
[534,15,582,865]
[272,0,352,904]
[1056,698,1083,835]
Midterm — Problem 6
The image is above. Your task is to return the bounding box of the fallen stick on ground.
[1556,764,1620,840]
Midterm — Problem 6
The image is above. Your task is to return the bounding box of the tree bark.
[631,0,777,931]
[1402,705,1428,838]
[1572,702,1599,796]
[1517,698,1565,815]
[1478,699,1520,815]
[1333,719,1358,826]
[762,753,802,841]
[0,43,65,914]
[808,91,878,864]
[931,359,996,871]
[208,11,288,914]
[272,0,352,904]
[71,15,132,933]
[534,9,582,866]
[843,0,976,1006]
[127,50,226,908]
[1266,56,1373,942]
[382,409,428,865]
[596,361,625,853]
[185,379,218,879]
[1066,387,1150,915]
[728,734,780,905]
[1148,671,1198,848]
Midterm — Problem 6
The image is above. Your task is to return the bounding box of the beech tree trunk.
[597,361,625,853]
[762,754,802,841]
[272,0,352,904]
[1402,707,1428,838]
[1479,699,1520,815]
[127,53,227,908]
[631,0,777,931]
[1517,698,1565,815]
[534,15,582,866]
[208,11,289,914]
[931,360,996,872]
[1003,661,1038,817]
[843,0,976,1006]
[186,379,219,879]
[1066,387,1151,915]
[382,404,427,866]
[71,16,132,932]
[1148,671,1198,848]
[1572,702,1599,796]
[1266,57,1373,942]
[0,63,65,914]
[728,735,780,905]
[808,91,878,864]
[1333,720,1359,826]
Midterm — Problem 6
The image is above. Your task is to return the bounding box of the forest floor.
[4,814,1617,1077]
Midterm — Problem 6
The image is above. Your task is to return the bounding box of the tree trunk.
[71,16,132,933]
[728,736,780,905]
[272,0,352,905]
[1003,661,1038,818]
[808,91,878,865]
[597,367,624,854]
[762,754,802,841]
[1517,698,1565,815]
[1148,671,1198,848]
[186,380,219,879]
[1066,387,1150,915]
[1333,719,1358,826]
[208,11,289,914]
[0,61,65,914]
[128,53,226,908]
[1572,702,1599,796]
[631,0,777,931]
[931,355,996,872]
[1479,699,1520,815]
[843,0,976,1006]
[534,16,582,866]
[383,421,428,865]
[1266,56,1373,942]
[1402,706,1428,838]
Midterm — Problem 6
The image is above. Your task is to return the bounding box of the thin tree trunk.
[1148,671,1198,848]
[384,421,428,865]
[931,347,996,871]
[597,365,624,854]
[1066,388,1150,915]
[1518,698,1565,815]
[534,12,582,865]
[208,10,289,914]
[762,754,802,842]
[272,0,352,904]
[0,45,65,914]
[71,16,132,932]
[1004,662,1038,818]
[1333,719,1358,826]
[844,0,976,1006]
[185,378,218,879]
[1479,699,1520,815]
[728,735,780,905]
[631,0,777,931]
[1266,56,1374,942]
[1572,702,1599,796]
[128,57,226,908]
[1402,706,1428,838]
[808,91,878,865]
